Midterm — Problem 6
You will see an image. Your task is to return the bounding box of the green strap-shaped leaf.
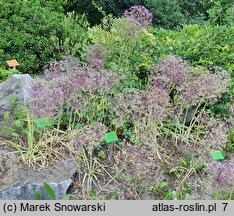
[43,182,56,200]
[34,190,42,200]
[60,194,70,200]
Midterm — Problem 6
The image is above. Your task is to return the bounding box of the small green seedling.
[105,131,119,143]
[35,118,53,128]
[211,150,224,161]
[98,150,107,159]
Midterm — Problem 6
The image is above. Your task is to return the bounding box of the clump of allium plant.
[69,123,108,156]
[28,60,118,118]
[86,44,106,69]
[29,79,64,118]
[151,56,230,107]
[123,5,153,28]
[152,55,191,87]
[178,70,230,106]
[207,160,234,187]
[114,85,169,125]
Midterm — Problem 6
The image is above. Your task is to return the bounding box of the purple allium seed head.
[63,56,70,61]
[229,106,234,116]
[86,44,106,69]
[156,55,191,86]
[207,160,234,187]
[123,5,153,28]
[153,75,170,89]
[179,71,229,106]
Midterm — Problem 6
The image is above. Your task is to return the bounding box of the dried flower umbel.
[29,79,64,118]
[179,70,230,106]
[153,55,191,87]
[199,119,229,151]
[207,160,234,187]
[114,85,169,125]
[123,5,153,28]
[69,123,108,156]
[151,55,230,107]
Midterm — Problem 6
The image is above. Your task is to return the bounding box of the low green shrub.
[150,24,234,75]
[0,68,20,82]
[0,0,89,74]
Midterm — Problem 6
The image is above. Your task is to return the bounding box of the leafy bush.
[66,1,233,28]
[39,0,68,12]
[87,11,157,89]
[0,0,89,74]
[145,0,186,29]
[207,0,234,25]
[150,24,234,75]
[65,0,144,25]
[88,16,144,70]
[0,68,19,82]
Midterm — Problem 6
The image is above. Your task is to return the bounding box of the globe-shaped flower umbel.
[123,5,153,28]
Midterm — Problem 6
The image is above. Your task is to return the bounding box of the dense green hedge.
[1,0,233,76]
[0,0,89,74]
[147,24,234,75]
[67,0,233,28]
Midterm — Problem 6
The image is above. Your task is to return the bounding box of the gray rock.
[0,151,77,200]
[0,74,33,115]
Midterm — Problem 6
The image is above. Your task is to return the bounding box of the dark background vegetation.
[1,0,233,74]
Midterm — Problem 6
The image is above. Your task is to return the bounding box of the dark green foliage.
[66,0,144,25]
[207,0,234,25]
[66,0,233,28]
[146,0,186,29]
[39,0,68,12]
[0,0,89,74]
[65,0,103,25]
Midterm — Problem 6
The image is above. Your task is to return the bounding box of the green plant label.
[35,118,52,128]
[105,131,118,143]
[211,150,224,160]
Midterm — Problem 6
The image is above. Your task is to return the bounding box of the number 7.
[222,203,228,211]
